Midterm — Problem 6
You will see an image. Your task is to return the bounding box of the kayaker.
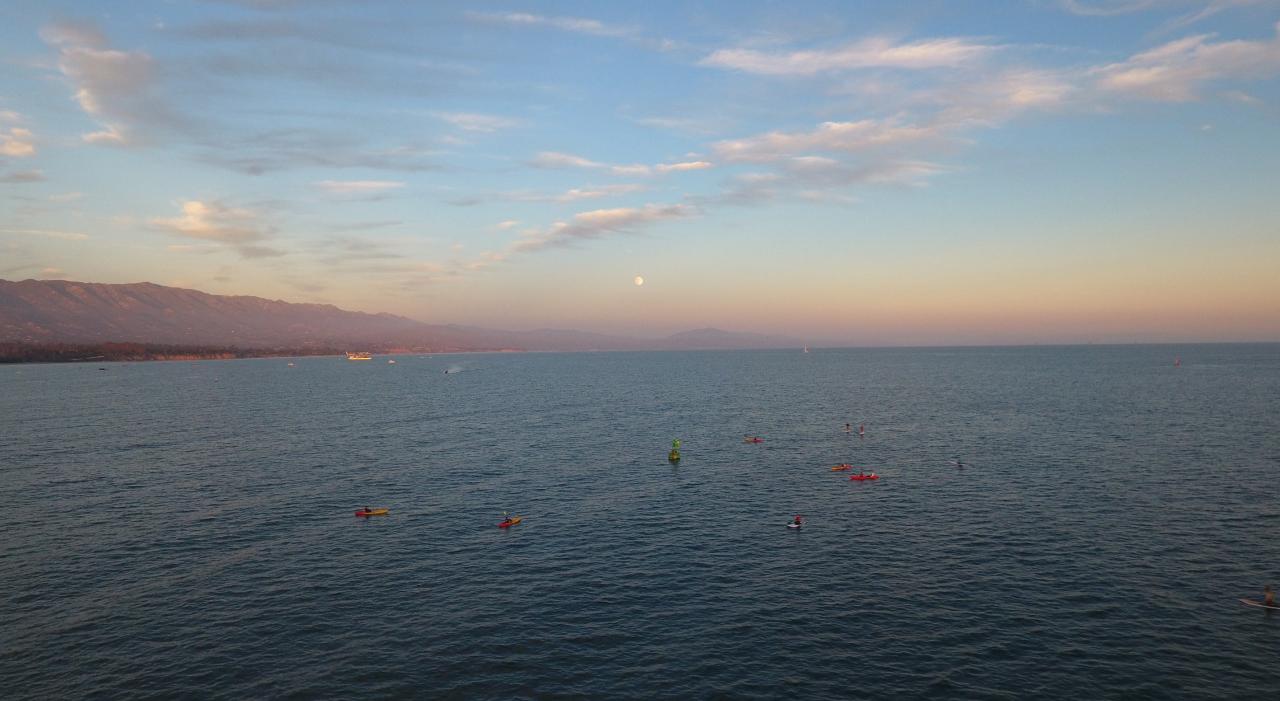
[844,423,851,432]
[364,505,371,513]
[1265,585,1275,607]
[792,515,802,526]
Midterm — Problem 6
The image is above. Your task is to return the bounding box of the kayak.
[849,474,880,481]
[830,464,853,471]
[787,523,802,529]
[498,516,523,528]
[1240,598,1280,610]
[744,437,764,443]
[355,508,389,517]
[668,450,681,462]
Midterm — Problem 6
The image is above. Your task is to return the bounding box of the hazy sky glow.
[1,0,1278,344]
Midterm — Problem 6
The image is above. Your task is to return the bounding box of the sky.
[1,0,1278,345]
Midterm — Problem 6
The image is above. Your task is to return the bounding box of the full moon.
[634,275,645,286]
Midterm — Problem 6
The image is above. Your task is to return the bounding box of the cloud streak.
[432,111,525,132]
[1060,1,1267,31]
[149,200,284,258]
[528,151,714,176]
[467,11,634,38]
[315,180,406,195]
[0,228,90,241]
[0,170,45,183]
[713,120,945,163]
[1094,22,1280,100]
[701,36,995,75]
[512,203,694,253]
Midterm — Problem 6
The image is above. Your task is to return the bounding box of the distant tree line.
[0,342,346,363]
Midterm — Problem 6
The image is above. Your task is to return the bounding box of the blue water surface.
[1,345,1278,699]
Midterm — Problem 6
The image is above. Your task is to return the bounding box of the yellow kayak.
[498,516,523,528]
[355,508,389,517]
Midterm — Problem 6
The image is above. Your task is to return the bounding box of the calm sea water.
[2,345,1279,699]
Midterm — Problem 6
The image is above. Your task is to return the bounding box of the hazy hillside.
[0,279,432,348]
[0,279,801,353]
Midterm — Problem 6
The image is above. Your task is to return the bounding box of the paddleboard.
[1240,598,1280,610]
[787,523,802,529]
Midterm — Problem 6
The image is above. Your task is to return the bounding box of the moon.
[634,275,645,286]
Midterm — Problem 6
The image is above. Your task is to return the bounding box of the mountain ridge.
[0,279,803,353]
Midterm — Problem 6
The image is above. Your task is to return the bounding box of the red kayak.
[849,473,880,481]
[498,516,523,528]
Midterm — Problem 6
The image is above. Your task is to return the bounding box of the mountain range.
[0,279,801,353]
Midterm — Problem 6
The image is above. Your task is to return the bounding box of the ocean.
[2,345,1278,699]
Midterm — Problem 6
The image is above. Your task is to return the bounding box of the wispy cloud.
[459,205,688,272]
[928,68,1078,126]
[1061,0,1267,31]
[701,36,995,76]
[83,125,126,145]
[512,203,694,253]
[314,180,406,195]
[467,11,634,38]
[0,170,45,183]
[38,19,108,49]
[0,228,90,241]
[325,219,403,232]
[528,150,715,176]
[713,119,944,163]
[315,236,406,265]
[149,200,284,258]
[449,183,648,206]
[200,130,441,175]
[529,151,604,169]
[0,127,35,157]
[41,19,183,146]
[1094,23,1280,100]
[555,184,647,202]
[704,158,943,207]
[632,115,723,135]
[1221,88,1262,103]
[432,111,525,132]
[655,160,713,173]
